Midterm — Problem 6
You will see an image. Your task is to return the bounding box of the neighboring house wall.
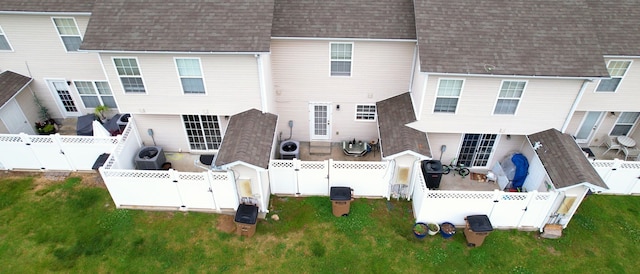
[578,58,640,112]
[0,14,105,119]
[409,75,584,135]
[99,53,263,116]
[565,58,640,146]
[133,114,230,152]
[271,39,415,142]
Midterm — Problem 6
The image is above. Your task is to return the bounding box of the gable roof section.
[527,128,607,190]
[0,71,32,109]
[215,109,277,169]
[0,0,94,13]
[272,0,416,39]
[81,0,274,52]
[413,0,609,77]
[376,93,430,158]
[586,0,640,56]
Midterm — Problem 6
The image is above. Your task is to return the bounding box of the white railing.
[269,159,391,198]
[0,132,118,171]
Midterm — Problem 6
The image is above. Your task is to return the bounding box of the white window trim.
[112,57,147,94]
[329,42,354,77]
[492,80,527,115]
[174,57,207,95]
[73,80,118,109]
[596,60,633,93]
[51,17,83,53]
[354,104,377,122]
[610,112,640,136]
[181,114,223,151]
[432,78,465,114]
[0,25,14,52]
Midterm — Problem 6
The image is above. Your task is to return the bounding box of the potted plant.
[427,222,440,236]
[94,105,110,121]
[413,222,428,239]
[35,120,57,135]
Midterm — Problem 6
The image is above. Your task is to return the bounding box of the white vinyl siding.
[74,81,118,108]
[494,80,526,115]
[434,79,463,113]
[183,115,222,150]
[0,26,13,51]
[330,42,353,76]
[610,112,640,136]
[596,60,631,92]
[113,57,146,93]
[52,17,82,52]
[175,58,206,94]
[355,104,376,121]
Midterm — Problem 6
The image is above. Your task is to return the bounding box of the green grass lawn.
[1,175,639,273]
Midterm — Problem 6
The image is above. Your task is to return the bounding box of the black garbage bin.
[234,204,259,237]
[421,160,444,189]
[330,187,353,217]
[463,214,493,247]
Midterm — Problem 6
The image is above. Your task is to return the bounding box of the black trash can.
[330,187,353,217]
[463,214,493,247]
[234,204,259,237]
[421,160,444,189]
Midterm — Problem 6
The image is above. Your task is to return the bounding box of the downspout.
[561,79,592,133]
[408,44,418,93]
[256,54,268,113]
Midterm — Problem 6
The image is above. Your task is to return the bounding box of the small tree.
[33,95,51,122]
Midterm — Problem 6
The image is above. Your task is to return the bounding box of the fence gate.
[297,161,329,196]
[488,192,531,228]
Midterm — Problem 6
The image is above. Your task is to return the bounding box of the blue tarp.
[511,153,529,189]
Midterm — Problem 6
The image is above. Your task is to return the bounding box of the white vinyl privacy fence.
[269,159,393,198]
[98,120,241,212]
[592,159,640,195]
[412,162,559,230]
[0,133,118,171]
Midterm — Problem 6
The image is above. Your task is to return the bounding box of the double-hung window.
[74,81,118,109]
[355,104,376,121]
[52,18,82,52]
[175,58,205,94]
[183,115,222,150]
[434,79,463,113]
[596,60,631,92]
[610,112,640,136]
[494,80,526,115]
[330,43,352,76]
[113,58,146,93]
[0,26,13,51]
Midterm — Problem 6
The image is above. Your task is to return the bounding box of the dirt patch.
[216,214,236,233]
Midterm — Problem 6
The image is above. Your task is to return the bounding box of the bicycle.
[442,158,470,178]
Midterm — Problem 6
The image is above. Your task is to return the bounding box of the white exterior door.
[0,100,35,134]
[309,103,331,140]
[575,111,602,143]
[47,80,80,117]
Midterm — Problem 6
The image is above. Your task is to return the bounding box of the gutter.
[425,71,608,80]
[256,54,268,113]
[561,79,593,133]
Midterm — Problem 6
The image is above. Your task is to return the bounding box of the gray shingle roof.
[0,71,32,109]
[81,0,274,52]
[527,128,607,190]
[215,109,277,169]
[376,93,430,158]
[0,0,94,12]
[272,0,416,39]
[587,0,640,56]
[414,0,609,77]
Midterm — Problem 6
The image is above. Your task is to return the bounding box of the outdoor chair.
[621,146,640,161]
[602,136,622,155]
